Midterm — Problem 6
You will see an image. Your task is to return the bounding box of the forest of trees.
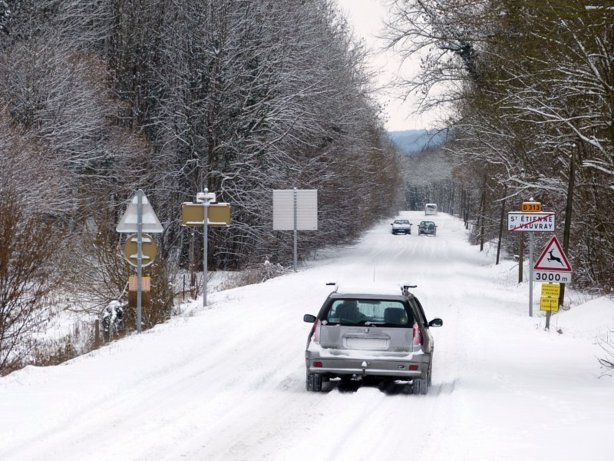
[389,0,614,294]
[2,0,613,374]
[0,0,404,374]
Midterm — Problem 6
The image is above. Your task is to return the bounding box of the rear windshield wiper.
[361,321,385,326]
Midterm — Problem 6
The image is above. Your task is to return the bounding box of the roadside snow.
[1,211,613,461]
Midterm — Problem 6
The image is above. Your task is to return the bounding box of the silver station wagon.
[303,283,443,394]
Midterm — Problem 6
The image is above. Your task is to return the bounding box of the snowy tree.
[386,0,614,290]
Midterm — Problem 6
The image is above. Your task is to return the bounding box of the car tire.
[307,373,322,392]
[413,378,428,395]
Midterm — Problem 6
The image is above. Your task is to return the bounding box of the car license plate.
[345,337,389,350]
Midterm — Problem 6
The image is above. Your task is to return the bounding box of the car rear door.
[409,297,434,352]
[318,299,414,353]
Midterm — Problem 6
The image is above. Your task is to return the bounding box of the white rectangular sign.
[533,271,572,284]
[273,189,318,231]
[507,212,555,232]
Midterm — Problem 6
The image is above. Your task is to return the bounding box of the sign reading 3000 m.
[507,212,555,232]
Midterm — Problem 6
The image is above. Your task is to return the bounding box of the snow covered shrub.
[0,189,65,375]
[102,300,125,341]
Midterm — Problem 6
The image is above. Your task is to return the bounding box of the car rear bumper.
[305,351,430,379]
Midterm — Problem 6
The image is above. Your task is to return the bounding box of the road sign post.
[529,233,534,317]
[507,201,555,317]
[136,191,143,333]
[272,189,318,271]
[116,189,163,333]
[540,283,561,330]
[533,235,573,326]
[533,234,572,330]
[180,191,231,308]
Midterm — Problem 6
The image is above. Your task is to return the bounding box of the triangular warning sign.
[534,236,572,271]
[116,190,163,233]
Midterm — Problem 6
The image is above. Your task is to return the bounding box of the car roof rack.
[326,282,338,292]
[400,283,417,295]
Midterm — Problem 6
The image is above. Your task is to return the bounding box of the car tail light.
[408,364,419,371]
[413,323,423,346]
[312,319,322,344]
[313,361,323,368]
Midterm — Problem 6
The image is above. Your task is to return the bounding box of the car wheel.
[413,378,428,395]
[307,373,322,392]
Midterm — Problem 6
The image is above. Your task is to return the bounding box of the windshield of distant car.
[394,220,409,224]
[324,299,413,326]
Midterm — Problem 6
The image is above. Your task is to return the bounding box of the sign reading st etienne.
[507,212,555,232]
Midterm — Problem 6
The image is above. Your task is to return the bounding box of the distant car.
[425,203,438,215]
[391,219,412,235]
[418,221,437,236]
[303,283,443,394]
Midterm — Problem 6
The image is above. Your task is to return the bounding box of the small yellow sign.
[181,203,231,227]
[522,201,542,212]
[540,283,560,312]
[521,202,542,212]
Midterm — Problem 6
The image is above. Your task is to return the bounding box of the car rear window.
[324,299,413,326]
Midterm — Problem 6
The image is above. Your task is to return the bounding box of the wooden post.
[496,187,507,265]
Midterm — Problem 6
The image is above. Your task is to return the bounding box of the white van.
[425,203,438,215]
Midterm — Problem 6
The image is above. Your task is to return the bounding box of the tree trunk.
[496,187,507,265]
[559,146,575,307]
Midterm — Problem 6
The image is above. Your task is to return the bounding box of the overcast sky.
[336,0,438,132]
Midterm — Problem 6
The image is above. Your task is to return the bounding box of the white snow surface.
[1,211,613,461]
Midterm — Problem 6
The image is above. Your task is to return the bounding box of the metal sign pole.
[528,232,534,317]
[203,191,209,308]
[136,189,143,333]
[293,188,298,271]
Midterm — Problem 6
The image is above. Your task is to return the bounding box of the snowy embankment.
[0,211,613,461]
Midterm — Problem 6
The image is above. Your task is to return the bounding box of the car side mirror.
[428,318,443,327]
[303,314,316,323]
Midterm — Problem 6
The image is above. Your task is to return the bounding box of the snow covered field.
[1,211,613,461]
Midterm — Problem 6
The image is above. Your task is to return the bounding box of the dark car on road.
[418,220,437,236]
[303,283,443,394]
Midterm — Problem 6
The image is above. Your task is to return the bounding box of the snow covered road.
[1,211,613,460]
